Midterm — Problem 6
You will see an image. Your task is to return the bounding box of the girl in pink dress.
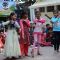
[32,11,45,57]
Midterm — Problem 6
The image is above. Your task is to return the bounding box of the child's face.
[36,12,41,19]
[46,25,50,28]
[53,12,58,17]
[23,14,28,19]
[11,14,17,21]
[0,32,3,35]
[58,11,60,17]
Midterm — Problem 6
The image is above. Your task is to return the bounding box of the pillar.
[30,8,35,23]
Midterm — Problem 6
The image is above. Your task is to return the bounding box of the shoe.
[11,57,17,60]
[51,45,53,47]
[18,56,22,59]
[25,54,28,56]
[57,50,59,52]
[31,50,34,57]
[4,57,10,60]
[32,55,34,58]
[37,53,42,55]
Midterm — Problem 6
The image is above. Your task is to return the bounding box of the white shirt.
[34,22,43,32]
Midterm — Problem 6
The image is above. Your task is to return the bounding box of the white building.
[29,0,60,24]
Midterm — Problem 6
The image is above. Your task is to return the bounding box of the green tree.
[10,5,15,11]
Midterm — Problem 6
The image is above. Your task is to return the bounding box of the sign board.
[0,1,16,16]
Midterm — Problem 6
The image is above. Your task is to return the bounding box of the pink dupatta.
[19,19,30,38]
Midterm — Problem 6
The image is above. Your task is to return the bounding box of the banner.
[0,1,16,16]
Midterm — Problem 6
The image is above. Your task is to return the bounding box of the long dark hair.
[9,12,16,20]
[20,11,28,19]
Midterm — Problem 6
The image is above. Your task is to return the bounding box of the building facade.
[36,0,60,2]
[30,0,60,24]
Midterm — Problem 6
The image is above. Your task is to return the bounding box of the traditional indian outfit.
[0,35,4,48]
[46,27,53,45]
[32,18,45,56]
[19,19,30,56]
[1,20,21,58]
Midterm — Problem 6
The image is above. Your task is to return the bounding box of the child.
[51,10,60,52]
[46,24,52,42]
[46,24,53,46]
[19,12,30,57]
[32,11,45,57]
[0,12,21,60]
[0,31,4,53]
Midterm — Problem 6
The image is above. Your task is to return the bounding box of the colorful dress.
[0,35,4,48]
[33,18,46,45]
[1,21,21,58]
[19,19,30,56]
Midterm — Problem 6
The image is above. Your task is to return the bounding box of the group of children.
[1,10,60,60]
[0,12,30,60]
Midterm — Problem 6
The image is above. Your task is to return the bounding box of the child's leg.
[20,43,24,56]
[24,44,29,56]
[32,34,38,57]
[37,34,41,55]
[34,34,38,43]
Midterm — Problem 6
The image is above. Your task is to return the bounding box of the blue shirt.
[46,28,48,33]
[51,17,60,31]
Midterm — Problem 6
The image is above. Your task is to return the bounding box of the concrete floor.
[0,46,60,60]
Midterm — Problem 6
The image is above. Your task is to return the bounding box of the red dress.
[0,35,4,48]
[19,19,30,56]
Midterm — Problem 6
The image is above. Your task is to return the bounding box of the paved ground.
[0,46,60,60]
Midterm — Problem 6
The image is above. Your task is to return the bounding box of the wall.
[36,0,60,2]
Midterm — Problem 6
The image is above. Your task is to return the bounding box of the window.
[47,6,54,12]
[11,0,13,1]
[35,7,45,12]
[39,7,45,12]
[21,0,28,1]
[57,5,60,11]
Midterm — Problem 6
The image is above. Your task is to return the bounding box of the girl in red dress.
[19,12,30,56]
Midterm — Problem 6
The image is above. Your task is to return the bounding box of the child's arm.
[2,21,10,26]
[15,21,20,29]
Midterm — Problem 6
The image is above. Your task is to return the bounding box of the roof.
[29,1,60,9]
